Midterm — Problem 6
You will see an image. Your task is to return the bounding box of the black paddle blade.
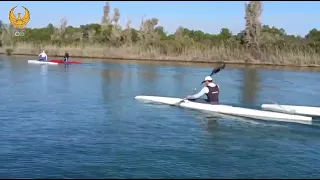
[209,64,226,76]
[201,64,226,84]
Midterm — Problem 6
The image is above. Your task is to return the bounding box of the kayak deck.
[50,60,82,64]
[135,95,312,123]
[28,60,58,65]
[261,104,320,117]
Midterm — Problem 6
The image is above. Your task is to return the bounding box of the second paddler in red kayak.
[63,51,69,63]
[50,52,82,64]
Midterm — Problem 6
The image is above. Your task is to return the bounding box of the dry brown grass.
[1,42,319,67]
[1,1,319,67]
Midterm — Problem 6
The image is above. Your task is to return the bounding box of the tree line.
[0,1,319,65]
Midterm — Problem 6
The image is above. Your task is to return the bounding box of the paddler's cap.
[201,76,213,84]
[204,76,213,81]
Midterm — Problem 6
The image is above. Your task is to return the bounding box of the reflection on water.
[241,67,260,105]
[101,62,125,103]
[203,117,219,134]
[40,64,48,75]
[10,56,26,84]
[143,64,159,81]
[40,65,48,95]
[63,64,69,69]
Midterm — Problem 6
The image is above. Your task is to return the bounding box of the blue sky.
[1,1,319,36]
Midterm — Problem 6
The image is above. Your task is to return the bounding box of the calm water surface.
[1,55,320,178]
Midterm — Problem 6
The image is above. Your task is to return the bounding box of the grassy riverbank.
[1,42,320,67]
[1,1,320,67]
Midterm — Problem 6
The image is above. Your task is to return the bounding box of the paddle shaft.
[172,98,187,106]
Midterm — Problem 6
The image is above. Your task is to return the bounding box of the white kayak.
[135,95,312,123]
[28,60,58,65]
[261,104,320,117]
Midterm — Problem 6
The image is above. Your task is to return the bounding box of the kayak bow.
[28,60,58,65]
[261,104,320,117]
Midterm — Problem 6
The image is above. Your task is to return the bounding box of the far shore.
[1,42,320,69]
[0,43,320,67]
[2,53,320,74]
[1,1,320,71]
[2,50,320,69]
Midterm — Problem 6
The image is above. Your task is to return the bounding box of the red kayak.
[50,59,82,64]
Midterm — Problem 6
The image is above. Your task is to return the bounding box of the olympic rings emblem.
[14,30,26,36]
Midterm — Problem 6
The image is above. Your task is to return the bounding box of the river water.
[1,55,320,178]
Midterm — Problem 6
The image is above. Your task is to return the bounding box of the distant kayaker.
[186,76,219,104]
[63,51,69,63]
[38,50,47,61]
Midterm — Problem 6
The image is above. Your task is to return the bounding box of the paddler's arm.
[186,87,209,99]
